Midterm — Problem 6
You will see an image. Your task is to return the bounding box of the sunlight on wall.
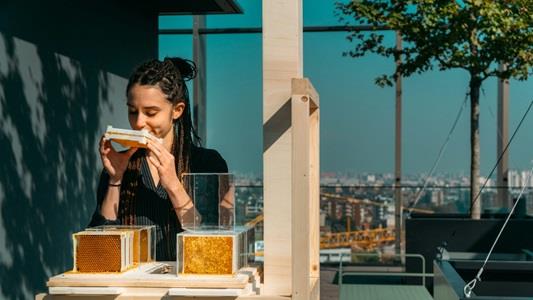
[0,183,13,268]
[14,38,46,146]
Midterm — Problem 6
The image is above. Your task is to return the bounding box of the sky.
[158,0,533,178]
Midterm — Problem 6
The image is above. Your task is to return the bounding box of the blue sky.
[159,0,533,177]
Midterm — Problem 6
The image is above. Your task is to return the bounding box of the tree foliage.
[337,0,533,86]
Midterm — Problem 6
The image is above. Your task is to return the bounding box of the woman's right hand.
[99,136,138,183]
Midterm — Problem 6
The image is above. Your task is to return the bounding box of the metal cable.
[406,90,469,214]
[469,99,533,212]
[464,163,533,298]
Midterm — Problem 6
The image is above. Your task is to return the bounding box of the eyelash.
[128,111,157,117]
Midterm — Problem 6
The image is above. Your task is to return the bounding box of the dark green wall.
[0,1,157,298]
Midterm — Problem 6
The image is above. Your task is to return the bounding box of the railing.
[338,252,431,286]
[235,184,533,259]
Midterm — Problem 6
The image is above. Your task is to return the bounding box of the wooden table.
[38,262,261,299]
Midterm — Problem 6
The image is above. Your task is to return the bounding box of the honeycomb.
[75,234,123,273]
[140,228,150,262]
[132,230,140,263]
[96,228,140,264]
[182,236,234,275]
[85,226,154,263]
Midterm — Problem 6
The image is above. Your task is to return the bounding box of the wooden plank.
[168,285,251,296]
[309,97,320,296]
[309,277,320,300]
[47,262,249,289]
[40,294,243,300]
[291,91,311,300]
[262,0,303,296]
[49,287,124,295]
[290,79,320,300]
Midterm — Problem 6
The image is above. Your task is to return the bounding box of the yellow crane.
[245,191,428,251]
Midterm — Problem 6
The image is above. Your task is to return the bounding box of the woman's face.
[127,84,184,147]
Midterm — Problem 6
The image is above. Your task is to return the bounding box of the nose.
[131,113,146,130]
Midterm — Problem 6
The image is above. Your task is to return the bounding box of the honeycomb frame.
[72,231,134,273]
[87,225,156,264]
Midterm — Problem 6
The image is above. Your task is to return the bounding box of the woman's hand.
[146,136,180,191]
[99,135,138,183]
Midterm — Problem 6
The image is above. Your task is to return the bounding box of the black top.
[89,146,228,261]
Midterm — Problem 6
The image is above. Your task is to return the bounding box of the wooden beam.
[291,79,320,300]
[262,0,303,296]
[291,82,311,299]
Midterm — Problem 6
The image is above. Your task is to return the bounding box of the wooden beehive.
[73,231,133,273]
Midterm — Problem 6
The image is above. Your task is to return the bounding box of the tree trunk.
[470,77,481,219]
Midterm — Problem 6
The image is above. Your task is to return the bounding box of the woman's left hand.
[146,136,180,191]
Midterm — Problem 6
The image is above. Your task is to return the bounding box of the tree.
[337,0,533,218]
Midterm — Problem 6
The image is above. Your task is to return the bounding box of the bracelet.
[108,182,121,187]
[173,200,192,211]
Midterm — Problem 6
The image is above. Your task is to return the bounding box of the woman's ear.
[173,102,186,120]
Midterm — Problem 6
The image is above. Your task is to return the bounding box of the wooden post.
[262,0,303,296]
[291,79,320,300]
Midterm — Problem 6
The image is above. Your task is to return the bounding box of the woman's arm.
[167,182,201,225]
[145,138,201,225]
[96,135,137,221]
[100,177,122,220]
[88,170,120,227]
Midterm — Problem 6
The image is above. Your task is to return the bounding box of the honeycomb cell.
[75,235,123,273]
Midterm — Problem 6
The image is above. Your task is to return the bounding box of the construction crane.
[244,191,428,251]
[320,227,395,250]
[321,192,434,214]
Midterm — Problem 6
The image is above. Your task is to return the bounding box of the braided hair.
[119,57,200,225]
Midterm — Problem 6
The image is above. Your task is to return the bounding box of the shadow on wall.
[0,1,156,299]
[0,32,108,299]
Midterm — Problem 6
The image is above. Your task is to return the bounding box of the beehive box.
[72,231,134,273]
[176,231,247,275]
[87,225,156,264]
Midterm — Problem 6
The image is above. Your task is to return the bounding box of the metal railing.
[338,253,431,287]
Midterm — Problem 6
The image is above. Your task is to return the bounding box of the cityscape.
[234,170,533,261]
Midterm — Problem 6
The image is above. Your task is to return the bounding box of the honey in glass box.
[176,173,254,275]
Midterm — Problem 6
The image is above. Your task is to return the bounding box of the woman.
[89,57,228,261]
